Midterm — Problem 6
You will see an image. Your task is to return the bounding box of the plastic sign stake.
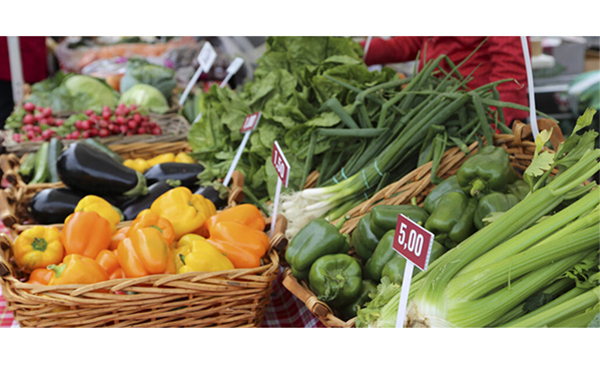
[178,41,217,106]
[270,141,290,238]
[393,214,435,328]
[220,57,245,88]
[222,112,262,187]
[520,36,540,140]
[7,37,24,105]
[363,36,373,61]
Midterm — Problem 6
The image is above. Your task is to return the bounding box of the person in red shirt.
[362,36,530,125]
[0,36,48,127]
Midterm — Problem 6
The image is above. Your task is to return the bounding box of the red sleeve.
[485,37,530,124]
[361,37,426,66]
[0,36,47,83]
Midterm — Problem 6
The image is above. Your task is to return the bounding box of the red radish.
[102,110,112,120]
[99,120,109,128]
[140,121,149,128]
[34,113,44,122]
[99,129,110,138]
[151,127,162,135]
[130,104,138,111]
[27,131,36,140]
[108,123,119,133]
[119,125,128,134]
[46,117,55,126]
[39,118,49,125]
[82,131,91,139]
[23,102,36,113]
[102,105,111,112]
[89,128,99,137]
[118,103,125,109]
[12,134,23,142]
[137,127,147,135]
[133,113,142,123]
[55,119,64,126]
[31,136,44,142]
[116,116,126,125]
[127,120,138,130]
[42,130,55,140]
[22,125,34,132]
[36,106,44,112]
[85,109,94,116]
[42,107,52,118]
[126,131,134,136]
[80,120,91,130]
[72,131,81,139]
[33,126,41,134]
[23,114,35,125]
[90,114,101,123]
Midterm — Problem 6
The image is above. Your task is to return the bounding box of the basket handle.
[0,189,17,229]
[227,170,245,206]
[0,234,13,278]
[265,214,288,252]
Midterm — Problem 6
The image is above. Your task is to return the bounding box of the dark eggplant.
[56,143,148,197]
[28,188,87,224]
[143,163,204,190]
[120,181,174,221]
[193,184,228,210]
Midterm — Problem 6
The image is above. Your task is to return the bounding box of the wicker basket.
[282,119,565,328]
[0,141,197,228]
[0,208,287,328]
[2,112,190,156]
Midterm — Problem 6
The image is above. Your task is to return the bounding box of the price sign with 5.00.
[393,214,435,271]
[272,141,290,188]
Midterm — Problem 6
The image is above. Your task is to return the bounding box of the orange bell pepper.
[203,204,266,235]
[116,227,176,278]
[110,226,130,251]
[26,268,54,285]
[72,195,122,233]
[95,250,126,280]
[128,211,175,246]
[206,221,270,269]
[60,211,112,259]
[48,254,109,285]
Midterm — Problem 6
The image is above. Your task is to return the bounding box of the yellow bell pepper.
[146,153,175,167]
[12,226,64,273]
[124,158,151,173]
[72,195,122,232]
[174,152,195,164]
[150,187,216,239]
[173,234,234,273]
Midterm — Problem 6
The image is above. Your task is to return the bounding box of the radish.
[99,120,109,129]
[102,110,112,120]
[133,113,142,123]
[55,119,64,126]
[36,106,44,112]
[22,125,34,132]
[137,127,147,135]
[27,131,36,140]
[89,128,99,137]
[39,118,49,126]
[23,114,35,125]
[151,127,162,135]
[71,131,81,139]
[85,109,95,116]
[42,107,52,118]
[23,102,36,113]
[119,125,128,134]
[99,129,110,138]
[80,120,91,130]
[126,131,134,136]
[82,131,92,139]
[12,134,23,142]
[116,116,126,125]
[34,113,44,122]
[33,126,41,134]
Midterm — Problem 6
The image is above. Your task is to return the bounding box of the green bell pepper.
[285,218,350,281]
[336,279,378,320]
[308,253,363,308]
[369,205,429,239]
[424,191,478,249]
[473,192,520,230]
[364,230,396,282]
[423,175,466,213]
[456,146,517,198]
[351,213,380,261]
[506,179,530,201]
[381,240,447,284]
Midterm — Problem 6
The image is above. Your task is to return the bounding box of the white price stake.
[7,37,24,105]
[220,57,245,88]
[270,141,290,238]
[392,214,435,328]
[521,36,539,140]
[178,41,218,106]
[222,112,262,187]
[363,36,373,62]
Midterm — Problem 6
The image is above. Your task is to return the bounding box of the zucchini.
[19,152,37,178]
[29,142,50,184]
[82,138,124,163]
[47,138,64,183]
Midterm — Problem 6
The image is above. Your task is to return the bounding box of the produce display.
[1,36,598,330]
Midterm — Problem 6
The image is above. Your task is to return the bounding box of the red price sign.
[393,214,435,271]
[272,141,290,187]
[240,112,261,133]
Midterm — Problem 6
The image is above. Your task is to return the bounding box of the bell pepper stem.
[31,237,48,252]
[47,263,65,279]
[123,171,150,197]
[334,214,350,230]
[319,272,347,303]
[470,178,488,197]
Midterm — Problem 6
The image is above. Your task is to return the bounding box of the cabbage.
[63,75,119,112]
[120,58,177,100]
[118,84,170,114]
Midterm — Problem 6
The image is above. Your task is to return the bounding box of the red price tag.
[393,214,435,271]
[240,112,261,133]
[272,141,290,187]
